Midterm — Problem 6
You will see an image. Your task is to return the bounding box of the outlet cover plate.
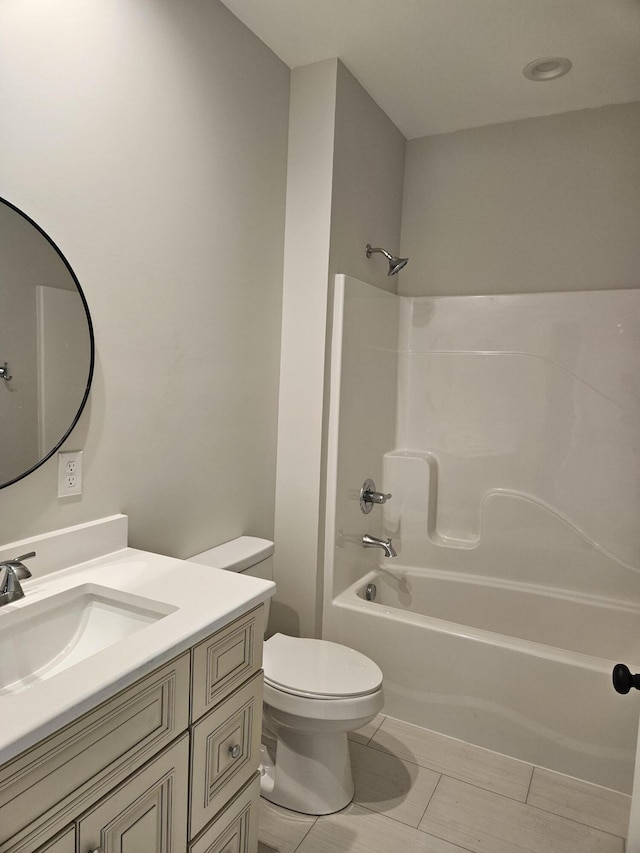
[58,451,83,498]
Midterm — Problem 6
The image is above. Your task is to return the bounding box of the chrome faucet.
[0,552,35,606]
[362,534,397,558]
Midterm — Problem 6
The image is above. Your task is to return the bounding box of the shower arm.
[366,245,394,262]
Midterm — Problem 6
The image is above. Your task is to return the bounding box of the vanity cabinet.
[0,604,265,853]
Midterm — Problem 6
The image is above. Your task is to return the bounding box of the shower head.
[365,244,408,276]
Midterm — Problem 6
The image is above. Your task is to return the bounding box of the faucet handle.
[360,479,392,513]
[5,551,35,579]
[0,551,34,603]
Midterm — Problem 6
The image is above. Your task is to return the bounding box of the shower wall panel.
[387,289,640,600]
[324,276,400,600]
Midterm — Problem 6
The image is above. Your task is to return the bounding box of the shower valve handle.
[360,479,392,514]
[612,664,640,694]
[367,490,392,504]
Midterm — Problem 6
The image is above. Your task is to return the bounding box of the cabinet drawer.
[33,827,74,853]
[77,735,189,853]
[189,774,259,853]
[0,653,190,853]
[191,606,264,722]
[190,672,263,839]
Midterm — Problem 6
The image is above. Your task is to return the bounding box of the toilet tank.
[188,536,274,628]
[188,536,273,578]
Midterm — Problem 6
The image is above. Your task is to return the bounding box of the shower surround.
[323,275,640,792]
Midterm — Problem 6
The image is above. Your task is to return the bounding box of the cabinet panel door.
[190,673,262,839]
[189,775,259,853]
[77,735,189,853]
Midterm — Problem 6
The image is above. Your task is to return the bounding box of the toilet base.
[259,728,354,815]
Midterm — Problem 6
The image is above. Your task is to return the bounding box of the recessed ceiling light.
[523,57,572,81]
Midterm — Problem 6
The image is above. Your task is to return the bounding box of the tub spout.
[362,534,397,558]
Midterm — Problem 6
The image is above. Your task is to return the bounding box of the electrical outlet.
[58,451,83,497]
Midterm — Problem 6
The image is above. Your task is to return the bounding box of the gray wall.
[0,0,289,555]
[273,60,406,637]
[400,102,640,296]
[330,61,406,293]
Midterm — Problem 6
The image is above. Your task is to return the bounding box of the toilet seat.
[263,633,383,700]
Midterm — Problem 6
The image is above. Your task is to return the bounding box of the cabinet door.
[190,673,263,838]
[77,735,188,853]
[189,775,259,853]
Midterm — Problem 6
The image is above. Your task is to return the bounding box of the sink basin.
[0,584,176,694]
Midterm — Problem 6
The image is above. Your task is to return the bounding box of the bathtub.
[328,566,640,793]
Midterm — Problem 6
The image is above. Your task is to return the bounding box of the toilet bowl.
[260,632,384,814]
[188,537,385,815]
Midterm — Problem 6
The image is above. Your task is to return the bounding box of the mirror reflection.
[0,199,94,488]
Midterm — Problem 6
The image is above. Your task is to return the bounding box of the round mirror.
[0,198,94,488]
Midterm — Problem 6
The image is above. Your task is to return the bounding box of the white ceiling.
[220,0,640,139]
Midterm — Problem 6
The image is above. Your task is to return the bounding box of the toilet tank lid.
[187,536,274,572]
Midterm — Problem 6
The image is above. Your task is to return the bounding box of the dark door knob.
[612,663,640,694]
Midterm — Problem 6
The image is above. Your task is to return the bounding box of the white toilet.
[188,536,384,815]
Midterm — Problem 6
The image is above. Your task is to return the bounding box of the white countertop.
[0,546,275,766]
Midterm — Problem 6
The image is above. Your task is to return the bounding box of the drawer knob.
[229,743,241,759]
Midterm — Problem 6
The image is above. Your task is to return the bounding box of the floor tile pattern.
[258,714,630,853]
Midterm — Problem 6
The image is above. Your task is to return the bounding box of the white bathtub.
[329,566,640,793]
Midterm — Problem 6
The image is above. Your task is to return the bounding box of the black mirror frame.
[0,197,95,489]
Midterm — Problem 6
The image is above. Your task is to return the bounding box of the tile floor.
[257,713,631,853]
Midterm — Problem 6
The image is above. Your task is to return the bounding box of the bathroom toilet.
[188,536,384,815]
[260,632,383,814]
